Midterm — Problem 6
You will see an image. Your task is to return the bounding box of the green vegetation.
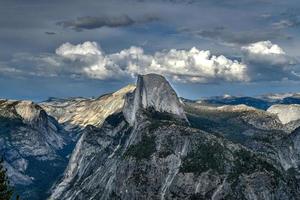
[158,148,173,158]
[125,134,156,160]
[186,113,249,144]
[130,168,149,185]
[0,116,23,135]
[105,112,125,127]
[0,158,13,200]
[180,142,225,174]
[109,191,121,200]
[157,135,175,158]
[180,139,282,187]
[228,149,282,186]
[145,108,188,126]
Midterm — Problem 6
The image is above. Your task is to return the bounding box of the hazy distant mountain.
[197,93,300,110]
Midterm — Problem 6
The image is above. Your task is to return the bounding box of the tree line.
[0,158,20,200]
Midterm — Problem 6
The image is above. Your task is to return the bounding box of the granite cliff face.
[50,74,300,200]
[123,74,187,125]
[40,85,135,131]
[0,84,137,200]
[0,99,73,200]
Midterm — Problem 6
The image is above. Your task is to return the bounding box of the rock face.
[123,74,187,125]
[0,100,73,200]
[267,104,300,124]
[50,74,300,200]
[40,85,135,131]
[0,85,136,200]
[184,103,285,133]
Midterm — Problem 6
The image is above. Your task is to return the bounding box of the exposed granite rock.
[50,109,299,200]
[40,85,135,131]
[0,99,74,200]
[123,74,187,125]
[267,104,300,124]
[50,74,300,200]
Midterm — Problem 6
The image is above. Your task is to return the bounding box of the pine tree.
[0,158,13,200]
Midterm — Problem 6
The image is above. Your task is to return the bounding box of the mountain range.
[1,74,300,199]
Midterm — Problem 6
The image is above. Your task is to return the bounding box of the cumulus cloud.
[5,41,299,83]
[241,41,299,81]
[57,15,158,31]
[241,40,295,65]
[45,31,56,35]
[56,42,102,58]
[55,41,249,83]
[242,41,285,55]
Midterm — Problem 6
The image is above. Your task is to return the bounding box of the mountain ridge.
[49,73,300,200]
[40,84,135,131]
[0,99,75,200]
[1,74,300,199]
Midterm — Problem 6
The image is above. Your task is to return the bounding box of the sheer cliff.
[50,74,300,200]
[0,100,73,199]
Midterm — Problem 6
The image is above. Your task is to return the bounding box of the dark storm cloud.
[240,40,300,82]
[45,32,56,35]
[244,60,300,82]
[57,15,158,31]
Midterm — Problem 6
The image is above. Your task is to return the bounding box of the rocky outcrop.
[267,104,300,124]
[123,74,187,125]
[183,102,285,133]
[50,74,300,200]
[0,100,66,157]
[0,85,135,200]
[41,85,135,131]
[0,99,73,200]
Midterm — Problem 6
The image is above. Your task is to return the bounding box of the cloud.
[241,41,299,81]
[242,41,285,55]
[241,40,294,65]
[56,41,249,83]
[56,42,102,58]
[45,31,56,35]
[271,9,300,30]
[272,20,295,29]
[179,27,288,46]
[57,15,158,31]
[0,53,64,78]
[4,41,299,84]
[0,64,22,75]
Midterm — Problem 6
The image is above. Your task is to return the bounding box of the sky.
[1,0,300,101]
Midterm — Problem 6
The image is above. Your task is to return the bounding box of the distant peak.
[223,94,232,99]
[14,101,45,123]
[267,104,300,124]
[123,73,187,125]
